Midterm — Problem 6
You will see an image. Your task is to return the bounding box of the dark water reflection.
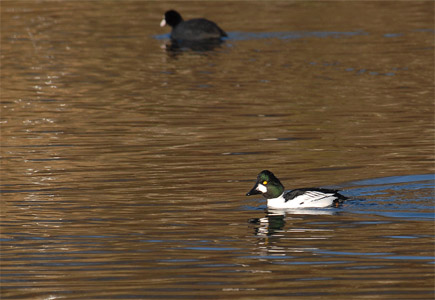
[1,1,434,299]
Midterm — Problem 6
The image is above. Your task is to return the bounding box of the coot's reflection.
[165,38,226,53]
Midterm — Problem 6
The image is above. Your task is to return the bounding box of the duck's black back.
[284,188,347,201]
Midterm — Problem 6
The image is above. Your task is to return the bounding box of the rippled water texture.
[1,1,434,299]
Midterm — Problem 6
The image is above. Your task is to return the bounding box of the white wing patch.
[297,191,335,202]
[281,191,337,208]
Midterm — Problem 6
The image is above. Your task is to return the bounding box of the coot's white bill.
[160,18,166,27]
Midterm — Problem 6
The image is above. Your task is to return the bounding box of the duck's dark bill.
[246,184,261,196]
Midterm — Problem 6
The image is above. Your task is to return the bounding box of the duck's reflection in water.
[250,208,338,237]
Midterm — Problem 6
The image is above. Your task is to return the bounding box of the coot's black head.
[161,10,184,28]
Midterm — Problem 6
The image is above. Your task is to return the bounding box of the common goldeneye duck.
[160,10,227,41]
[246,170,347,208]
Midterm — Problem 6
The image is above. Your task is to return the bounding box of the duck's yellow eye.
[263,181,268,185]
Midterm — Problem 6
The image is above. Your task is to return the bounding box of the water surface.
[1,1,434,299]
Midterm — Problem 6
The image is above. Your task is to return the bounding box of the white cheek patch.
[160,18,166,27]
[256,184,267,193]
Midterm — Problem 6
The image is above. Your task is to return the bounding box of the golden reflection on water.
[1,1,434,299]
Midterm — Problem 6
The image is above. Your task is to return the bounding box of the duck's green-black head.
[246,170,284,199]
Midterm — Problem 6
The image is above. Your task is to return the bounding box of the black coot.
[160,10,227,41]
